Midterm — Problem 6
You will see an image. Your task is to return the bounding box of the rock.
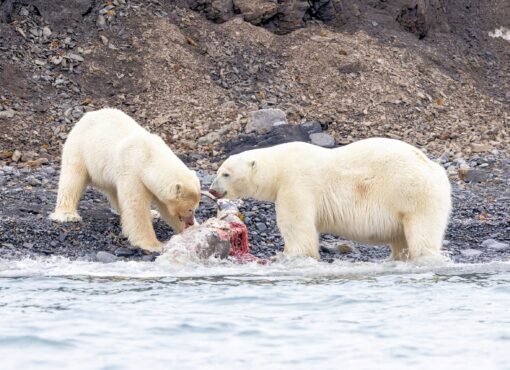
[337,243,357,254]
[321,242,357,254]
[460,248,482,257]
[255,222,267,232]
[470,143,492,153]
[301,121,322,134]
[188,0,234,22]
[51,56,63,65]
[25,158,49,168]
[0,109,16,119]
[481,239,509,250]
[0,150,13,159]
[198,131,221,145]
[95,251,119,263]
[21,151,37,162]
[142,254,157,262]
[234,0,278,24]
[245,108,288,134]
[42,166,56,176]
[458,168,490,183]
[114,247,135,257]
[68,53,84,62]
[42,26,52,37]
[27,176,42,186]
[96,14,106,28]
[11,150,22,162]
[438,152,449,164]
[309,132,335,148]
[223,124,309,155]
[2,166,14,174]
[99,35,108,45]
[397,0,449,39]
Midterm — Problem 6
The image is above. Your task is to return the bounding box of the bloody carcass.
[159,193,262,263]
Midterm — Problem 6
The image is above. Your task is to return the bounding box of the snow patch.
[489,27,510,41]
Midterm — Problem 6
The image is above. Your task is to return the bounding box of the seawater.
[0,257,509,370]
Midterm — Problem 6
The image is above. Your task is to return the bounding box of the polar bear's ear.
[173,183,182,199]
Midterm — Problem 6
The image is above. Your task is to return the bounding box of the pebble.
[0,109,16,119]
[142,254,157,262]
[460,248,482,257]
[114,247,135,257]
[481,239,509,250]
[198,131,220,145]
[27,176,42,187]
[301,121,323,134]
[96,15,107,28]
[11,150,22,162]
[458,168,490,183]
[255,222,268,232]
[42,167,57,176]
[99,35,109,45]
[68,53,84,62]
[320,242,357,254]
[42,26,52,37]
[309,132,336,148]
[471,143,492,153]
[96,251,119,263]
[438,153,449,164]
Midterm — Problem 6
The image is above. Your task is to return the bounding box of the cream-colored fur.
[210,138,452,261]
[49,108,201,252]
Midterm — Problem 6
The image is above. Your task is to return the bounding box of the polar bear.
[209,138,452,261]
[49,108,201,252]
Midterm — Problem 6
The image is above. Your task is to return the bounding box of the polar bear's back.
[72,108,146,142]
[262,139,450,244]
[63,108,162,188]
[322,138,450,242]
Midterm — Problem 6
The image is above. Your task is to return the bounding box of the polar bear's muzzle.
[179,214,195,228]
[209,188,226,199]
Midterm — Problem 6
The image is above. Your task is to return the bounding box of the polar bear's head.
[209,150,274,201]
[168,181,201,228]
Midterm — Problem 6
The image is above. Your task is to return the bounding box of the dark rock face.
[185,0,235,23]
[0,0,94,28]
[396,0,449,39]
[179,0,343,34]
[178,0,458,37]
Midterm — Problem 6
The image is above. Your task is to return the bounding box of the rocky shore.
[1,151,508,263]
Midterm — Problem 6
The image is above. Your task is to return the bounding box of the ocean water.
[0,257,509,370]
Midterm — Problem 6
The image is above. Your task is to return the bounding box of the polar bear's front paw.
[49,211,82,223]
[137,241,163,253]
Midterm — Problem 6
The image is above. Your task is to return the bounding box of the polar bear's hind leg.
[403,214,446,261]
[390,237,410,261]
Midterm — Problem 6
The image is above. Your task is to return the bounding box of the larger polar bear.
[209,138,452,261]
[49,108,201,252]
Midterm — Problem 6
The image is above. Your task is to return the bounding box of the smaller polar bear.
[49,108,201,252]
[209,138,452,261]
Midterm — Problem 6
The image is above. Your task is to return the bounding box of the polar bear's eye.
[222,173,230,178]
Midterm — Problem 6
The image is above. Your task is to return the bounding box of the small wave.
[0,335,74,348]
[0,255,509,281]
